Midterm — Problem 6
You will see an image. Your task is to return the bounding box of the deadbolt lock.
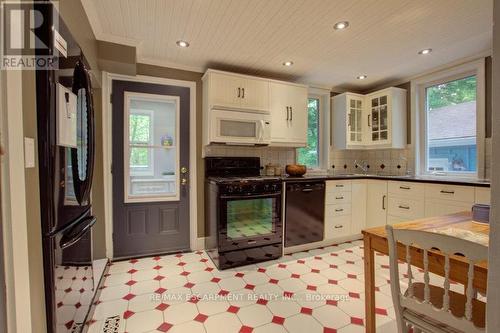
[181,178,188,185]
[181,167,188,174]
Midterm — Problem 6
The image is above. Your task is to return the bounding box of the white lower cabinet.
[365,180,388,228]
[475,187,491,204]
[351,180,367,234]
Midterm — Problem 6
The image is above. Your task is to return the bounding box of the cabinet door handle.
[382,195,386,210]
[398,205,410,210]
[286,106,289,120]
[334,225,343,229]
[400,186,411,190]
[348,113,351,127]
[242,87,245,98]
[290,107,293,121]
[335,196,344,200]
[336,184,344,188]
[440,190,455,194]
[335,208,344,212]
[238,87,241,98]
[368,114,371,127]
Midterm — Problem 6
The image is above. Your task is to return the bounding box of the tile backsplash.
[204,145,296,170]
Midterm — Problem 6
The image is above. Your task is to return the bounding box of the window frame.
[128,108,155,176]
[412,59,486,179]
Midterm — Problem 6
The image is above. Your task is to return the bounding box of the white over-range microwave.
[209,108,271,145]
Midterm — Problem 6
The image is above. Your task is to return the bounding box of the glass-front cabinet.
[348,96,364,145]
[369,94,389,144]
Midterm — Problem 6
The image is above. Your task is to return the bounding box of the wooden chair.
[386,225,487,333]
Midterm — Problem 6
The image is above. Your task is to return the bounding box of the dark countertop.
[281,174,491,187]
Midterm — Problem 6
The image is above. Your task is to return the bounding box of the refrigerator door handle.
[59,216,96,249]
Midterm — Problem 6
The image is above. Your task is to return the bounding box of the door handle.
[290,107,293,121]
[238,87,241,98]
[399,186,410,190]
[368,114,371,127]
[181,178,188,186]
[334,225,343,229]
[398,205,410,210]
[440,190,455,194]
[301,188,313,192]
[181,166,188,174]
[382,195,386,210]
[242,88,245,98]
[286,106,289,120]
[335,196,344,200]
[335,208,344,212]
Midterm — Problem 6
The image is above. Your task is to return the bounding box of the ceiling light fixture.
[176,40,190,48]
[418,48,432,55]
[334,21,350,30]
[357,75,367,80]
[282,61,294,66]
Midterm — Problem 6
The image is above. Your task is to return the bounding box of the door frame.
[102,71,198,259]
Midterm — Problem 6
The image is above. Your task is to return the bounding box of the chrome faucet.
[354,160,369,174]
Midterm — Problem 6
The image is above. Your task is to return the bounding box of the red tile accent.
[227,305,240,313]
[75,302,81,309]
[297,259,306,264]
[57,302,63,308]
[123,310,135,319]
[200,258,208,262]
[257,268,266,273]
[235,272,245,278]
[184,282,195,288]
[306,285,317,291]
[154,275,165,281]
[269,279,279,284]
[65,320,74,330]
[375,287,380,292]
[283,291,294,298]
[175,254,183,258]
[375,308,388,316]
[272,316,285,325]
[314,256,322,260]
[328,279,338,285]
[155,303,169,311]
[326,299,338,306]
[345,249,353,253]
[155,288,167,295]
[194,313,208,323]
[219,289,229,296]
[129,259,138,264]
[351,317,364,326]
[278,264,287,269]
[79,288,85,294]
[330,253,338,256]
[178,262,187,266]
[211,277,221,283]
[346,260,355,264]
[348,292,360,299]
[64,288,72,293]
[291,273,300,279]
[125,280,137,286]
[127,269,138,274]
[300,307,313,315]
[244,284,255,290]
[324,328,337,333]
[205,267,214,272]
[329,264,338,269]
[189,296,200,304]
[311,269,320,273]
[153,256,161,261]
[256,298,268,305]
[347,274,357,279]
[122,293,136,301]
[180,271,190,276]
[239,325,253,333]
[157,322,173,332]
[153,265,163,270]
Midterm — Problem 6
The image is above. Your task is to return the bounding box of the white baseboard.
[193,237,206,251]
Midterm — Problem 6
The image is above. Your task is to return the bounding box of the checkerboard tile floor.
[87,240,401,333]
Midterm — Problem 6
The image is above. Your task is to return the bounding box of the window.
[297,98,320,168]
[129,110,154,175]
[425,76,477,173]
[415,59,485,178]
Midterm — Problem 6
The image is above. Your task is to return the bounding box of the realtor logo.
[1,1,58,70]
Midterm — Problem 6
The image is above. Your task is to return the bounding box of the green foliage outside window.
[297,98,320,168]
[129,113,151,168]
[427,76,476,110]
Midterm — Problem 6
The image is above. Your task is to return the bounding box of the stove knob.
[227,185,234,193]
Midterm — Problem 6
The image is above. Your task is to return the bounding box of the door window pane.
[125,95,179,201]
[297,98,320,168]
[425,75,477,173]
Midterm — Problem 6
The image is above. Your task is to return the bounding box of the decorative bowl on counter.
[286,164,307,177]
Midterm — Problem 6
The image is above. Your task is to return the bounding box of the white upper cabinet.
[205,70,269,112]
[332,87,406,149]
[269,81,308,147]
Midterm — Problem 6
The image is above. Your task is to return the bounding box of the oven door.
[218,192,282,252]
[210,109,271,145]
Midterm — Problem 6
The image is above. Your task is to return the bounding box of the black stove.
[205,157,283,269]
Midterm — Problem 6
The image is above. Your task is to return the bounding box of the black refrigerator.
[34,3,101,332]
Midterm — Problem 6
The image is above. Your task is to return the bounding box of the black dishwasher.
[285,181,325,247]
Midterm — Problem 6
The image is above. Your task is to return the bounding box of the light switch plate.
[24,137,35,168]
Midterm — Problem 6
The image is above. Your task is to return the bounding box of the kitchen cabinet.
[351,180,367,234]
[387,181,425,224]
[366,180,388,228]
[325,180,352,240]
[475,187,491,204]
[205,70,270,112]
[424,183,475,217]
[269,81,308,146]
[332,87,406,149]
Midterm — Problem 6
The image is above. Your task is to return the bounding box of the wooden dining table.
[362,212,489,333]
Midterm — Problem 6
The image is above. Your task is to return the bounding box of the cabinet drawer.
[326,180,351,193]
[325,203,351,217]
[388,181,425,198]
[325,215,351,239]
[325,191,351,205]
[425,184,475,203]
[475,187,491,205]
[388,196,424,220]
[425,199,472,218]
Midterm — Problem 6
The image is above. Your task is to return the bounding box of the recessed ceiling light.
[357,75,367,80]
[176,40,190,48]
[418,48,432,55]
[282,61,294,67]
[334,21,350,30]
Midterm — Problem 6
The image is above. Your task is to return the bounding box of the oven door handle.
[220,192,281,200]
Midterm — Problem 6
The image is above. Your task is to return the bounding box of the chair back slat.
[385,225,487,333]
[443,254,450,312]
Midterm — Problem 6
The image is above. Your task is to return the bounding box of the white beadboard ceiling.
[82,0,492,90]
